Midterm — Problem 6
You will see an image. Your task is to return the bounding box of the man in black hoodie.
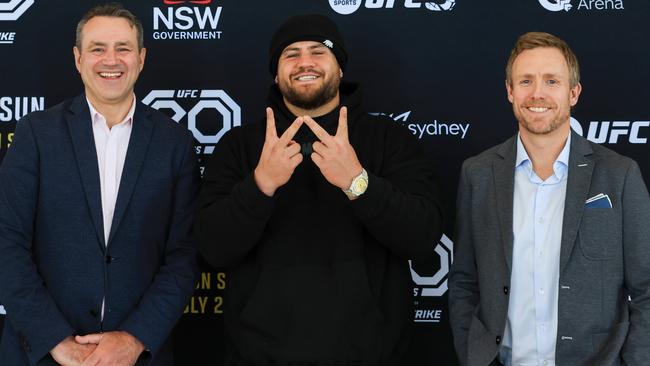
[196,14,444,366]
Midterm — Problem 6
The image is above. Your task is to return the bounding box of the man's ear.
[138,47,147,72]
[505,79,514,104]
[569,82,582,107]
[73,46,82,73]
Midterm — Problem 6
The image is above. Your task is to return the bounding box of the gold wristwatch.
[343,168,369,199]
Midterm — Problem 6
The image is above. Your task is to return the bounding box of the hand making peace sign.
[254,108,304,197]
[302,107,364,191]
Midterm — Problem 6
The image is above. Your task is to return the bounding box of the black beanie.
[269,14,348,76]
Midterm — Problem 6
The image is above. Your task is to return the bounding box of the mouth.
[98,71,124,79]
[525,106,551,113]
[292,69,322,82]
[296,75,318,81]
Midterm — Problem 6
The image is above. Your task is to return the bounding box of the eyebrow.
[282,44,328,54]
[87,40,134,48]
[517,73,561,79]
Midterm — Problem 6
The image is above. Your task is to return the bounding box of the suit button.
[21,339,31,352]
[89,309,98,317]
[503,286,509,295]
[106,255,114,264]
[496,335,502,345]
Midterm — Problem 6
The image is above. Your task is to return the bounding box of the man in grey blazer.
[449,32,650,366]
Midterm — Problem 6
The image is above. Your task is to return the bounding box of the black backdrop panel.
[1,1,648,365]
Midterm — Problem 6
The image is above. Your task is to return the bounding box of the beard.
[279,68,340,111]
[514,101,569,135]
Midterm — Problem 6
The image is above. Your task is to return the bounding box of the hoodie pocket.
[239,260,384,363]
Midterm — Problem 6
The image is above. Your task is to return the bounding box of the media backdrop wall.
[1,0,648,365]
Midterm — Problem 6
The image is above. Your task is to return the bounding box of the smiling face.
[276,40,341,114]
[507,47,581,138]
[74,16,146,110]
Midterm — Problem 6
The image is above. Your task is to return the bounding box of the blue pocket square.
[585,194,612,209]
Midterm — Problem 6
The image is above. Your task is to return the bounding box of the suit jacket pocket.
[578,208,621,260]
[590,321,628,365]
[467,314,497,366]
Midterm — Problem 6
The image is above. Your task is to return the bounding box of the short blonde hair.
[506,32,580,87]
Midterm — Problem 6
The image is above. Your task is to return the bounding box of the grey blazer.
[449,131,650,366]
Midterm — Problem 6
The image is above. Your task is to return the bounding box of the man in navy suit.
[0,4,199,365]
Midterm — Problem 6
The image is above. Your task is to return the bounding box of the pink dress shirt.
[86,96,135,245]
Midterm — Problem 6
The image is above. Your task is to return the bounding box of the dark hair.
[75,2,144,49]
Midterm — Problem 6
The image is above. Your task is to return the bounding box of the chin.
[525,124,557,135]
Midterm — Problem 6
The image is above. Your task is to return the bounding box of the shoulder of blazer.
[462,134,517,173]
[136,101,193,139]
[17,97,77,129]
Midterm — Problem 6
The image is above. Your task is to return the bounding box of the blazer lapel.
[493,135,517,272]
[67,95,106,250]
[559,131,594,273]
[107,103,154,245]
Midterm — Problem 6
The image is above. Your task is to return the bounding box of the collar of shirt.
[86,94,136,130]
[515,131,571,184]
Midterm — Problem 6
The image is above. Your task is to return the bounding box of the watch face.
[353,177,368,194]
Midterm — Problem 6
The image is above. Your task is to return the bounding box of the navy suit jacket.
[0,95,200,365]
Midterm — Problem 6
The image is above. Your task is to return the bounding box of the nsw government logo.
[538,0,624,12]
[329,0,455,15]
[410,234,453,323]
[152,0,223,41]
[142,90,240,161]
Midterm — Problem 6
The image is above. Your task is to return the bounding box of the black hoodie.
[196,82,443,366]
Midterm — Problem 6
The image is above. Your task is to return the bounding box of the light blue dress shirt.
[499,133,571,366]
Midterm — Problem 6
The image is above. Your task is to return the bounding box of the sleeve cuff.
[234,173,276,219]
[349,171,388,220]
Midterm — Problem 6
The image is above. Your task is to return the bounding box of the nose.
[101,49,118,65]
[296,53,316,68]
[531,78,546,100]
